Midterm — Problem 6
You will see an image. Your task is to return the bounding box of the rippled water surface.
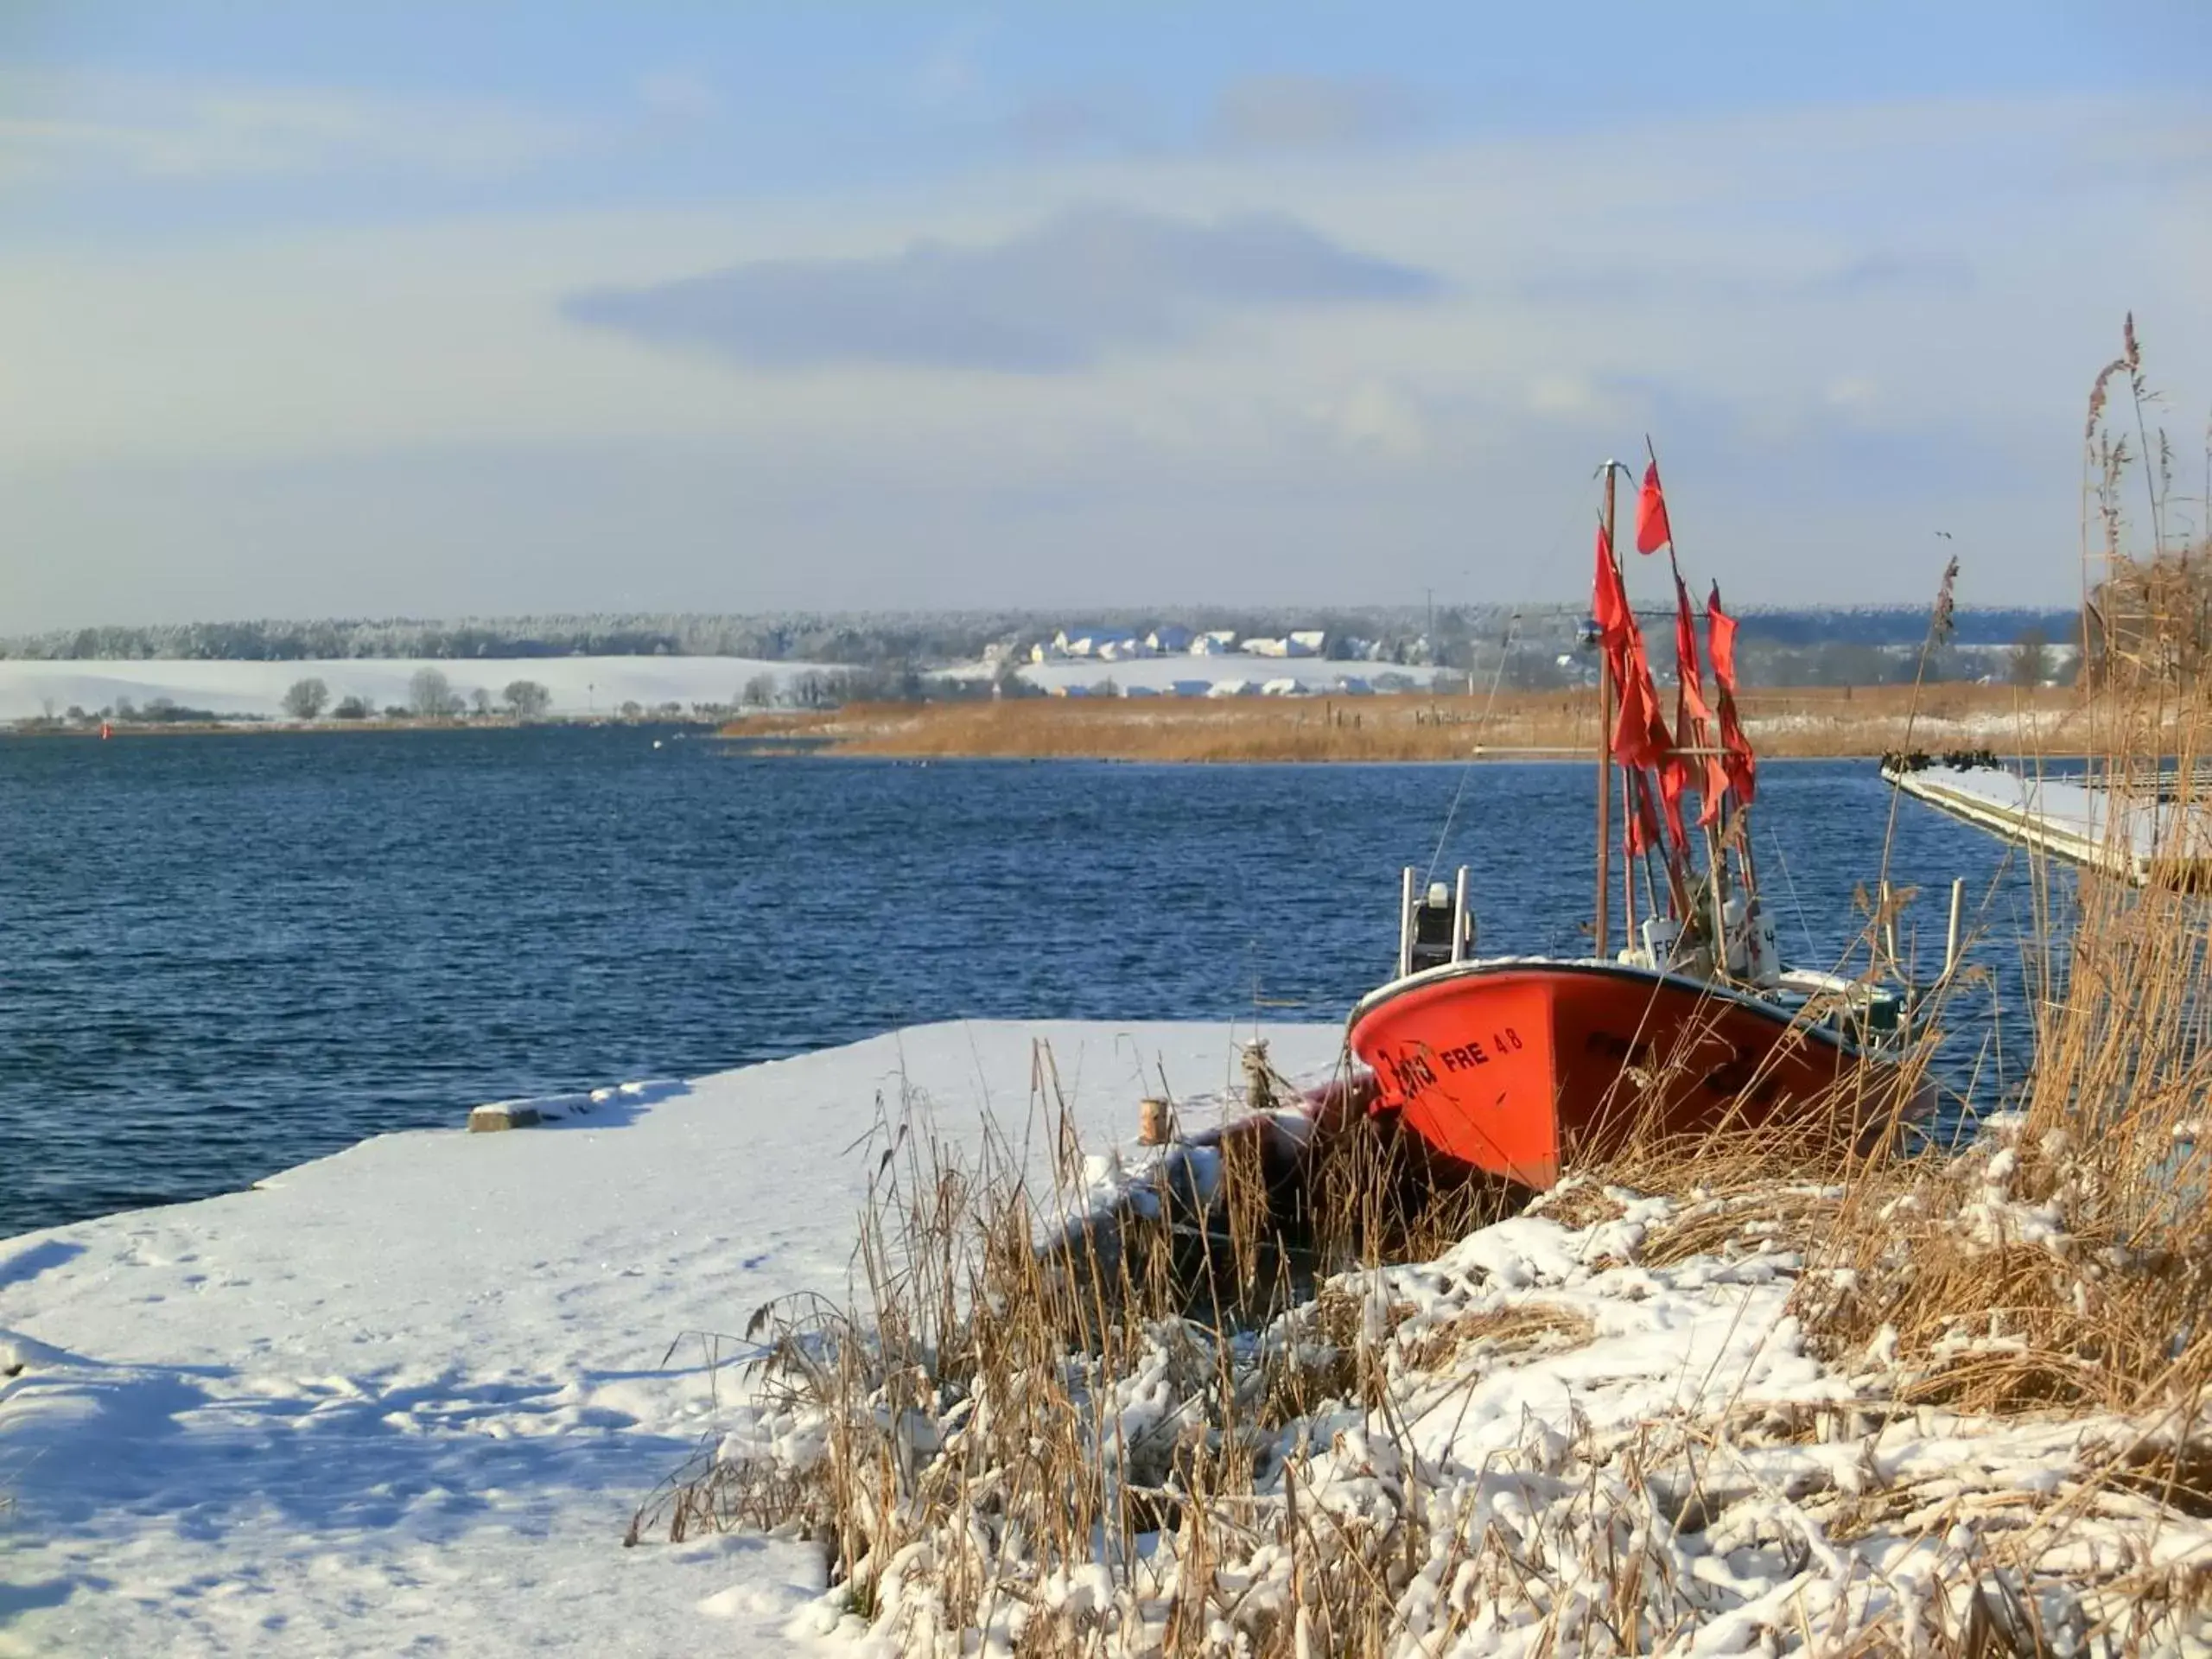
[0,729,2052,1236]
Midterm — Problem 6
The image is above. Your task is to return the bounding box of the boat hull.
[1347,960,1892,1189]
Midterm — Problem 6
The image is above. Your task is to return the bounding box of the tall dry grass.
[627,1045,1548,1642]
[1780,324,2212,1614]
[721,683,2081,765]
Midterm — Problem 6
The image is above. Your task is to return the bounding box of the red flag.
[1672,567,1727,826]
[1609,618,1670,772]
[1626,775,1664,856]
[1634,461,1672,555]
[1707,582,1758,806]
[1592,521,1627,642]
[1656,749,1690,851]
[1596,521,1662,770]
[1671,568,1714,731]
[1598,518,1692,873]
[1610,648,1653,766]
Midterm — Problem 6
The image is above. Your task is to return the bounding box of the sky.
[1,2,2207,630]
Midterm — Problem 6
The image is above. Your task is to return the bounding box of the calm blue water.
[0,730,2050,1237]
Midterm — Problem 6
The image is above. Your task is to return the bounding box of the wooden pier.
[1884,762,2212,887]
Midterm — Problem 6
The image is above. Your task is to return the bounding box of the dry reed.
[721,683,2082,766]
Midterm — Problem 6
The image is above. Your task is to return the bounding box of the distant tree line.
[271,671,561,721]
[1,604,2083,693]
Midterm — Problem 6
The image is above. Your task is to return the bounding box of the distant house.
[1332,676,1374,696]
[1287,630,1327,658]
[1208,679,1258,698]
[1241,638,1290,658]
[1054,627,1141,659]
[1030,641,1064,664]
[1170,679,1215,697]
[1147,624,1194,654]
[1123,683,1160,697]
[1192,631,1237,656]
[1261,677,1305,696]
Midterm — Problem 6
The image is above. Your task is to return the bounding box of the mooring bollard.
[1137,1096,1175,1146]
[1241,1039,1275,1113]
[467,1101,542,1132]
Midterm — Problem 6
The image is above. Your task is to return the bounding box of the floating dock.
[1884,761,2212,887]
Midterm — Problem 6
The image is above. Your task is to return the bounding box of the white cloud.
[1824,376,1880,413]
[0,92,2204,620]
[912,23,989,111]
[0,70,586,185]
[1323,378,1431,459]
[564,204,1441,373]
[1212,74,1429,153]
[637,71,721,124]
[1528,375,1601,416]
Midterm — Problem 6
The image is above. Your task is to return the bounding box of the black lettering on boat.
[1584,1030,1649,1065]
[1703,1043,1758,1099]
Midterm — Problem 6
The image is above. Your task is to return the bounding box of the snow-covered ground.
[952,654,1413,696]
[10,1019,2209,1654]
[0,653,1410,722]
[0,657,835,721]
[0,1021,1339,1657]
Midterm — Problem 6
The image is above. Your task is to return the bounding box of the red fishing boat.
[1348,451,1915,1190]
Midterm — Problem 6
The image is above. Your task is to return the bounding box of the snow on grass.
[695,1132,2212,1656]
[0,1020,1340,1656]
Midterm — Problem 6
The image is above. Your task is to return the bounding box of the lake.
[0,728,2050,1236]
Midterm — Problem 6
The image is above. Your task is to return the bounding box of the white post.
[1943,876,1965,980]
[1452,866,1471,963]
[1397,867,1417,980]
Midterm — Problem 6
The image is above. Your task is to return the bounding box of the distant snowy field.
[0,656,834,721]
[0,654,1400,721]
[0,1020,1340,1658]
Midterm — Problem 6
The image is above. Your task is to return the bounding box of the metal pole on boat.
[1620,764,1639,957]
[1942,875,1964,980]
[1452,865,1471,963]
[1878,878,1900,977]
[1595,462,1618,957]
[1397,866,1416,979]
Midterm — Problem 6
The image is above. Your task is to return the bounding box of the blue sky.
[2,2,2207,627]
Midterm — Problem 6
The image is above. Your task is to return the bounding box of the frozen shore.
[0,1021,1341,1656]
[9,1020,2209,1656]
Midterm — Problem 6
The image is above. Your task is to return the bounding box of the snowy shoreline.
[9,1020,2209,1655]
[0,1021,1340,1657]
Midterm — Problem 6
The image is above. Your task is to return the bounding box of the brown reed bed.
[720,683,2082,764]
